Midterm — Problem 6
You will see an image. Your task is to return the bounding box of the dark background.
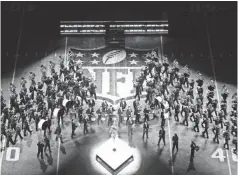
[2,1,237,44]
[1,1,237,84]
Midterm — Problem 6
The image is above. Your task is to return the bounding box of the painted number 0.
[6,147,20,161]
[231,148,238,162]
[211,148,226,162]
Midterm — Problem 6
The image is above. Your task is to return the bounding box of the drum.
[132,117,136,121]
[124,116,127,121]
[164,112,169,119]
[53,108,60,118]
[195,146,200,151]
[149,113,154,120]
[157,96,163,103]
[62,99,70,107]
[38,119,47,130]
[101,117,106,121]
[164,102,169,110]
[91,117,96,122]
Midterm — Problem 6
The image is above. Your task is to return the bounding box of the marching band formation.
[1,49,237,163]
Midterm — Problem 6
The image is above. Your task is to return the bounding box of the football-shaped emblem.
[102,50,126,64]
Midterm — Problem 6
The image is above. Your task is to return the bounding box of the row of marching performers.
[0,55,98,150]
[130,55,237,154]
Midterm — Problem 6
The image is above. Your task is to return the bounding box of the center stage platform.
[96,138,134,175]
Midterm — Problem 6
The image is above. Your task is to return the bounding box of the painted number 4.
[211,148,226,162]
[211,148,238,163]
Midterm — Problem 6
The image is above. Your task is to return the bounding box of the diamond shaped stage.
[96,138,134,175]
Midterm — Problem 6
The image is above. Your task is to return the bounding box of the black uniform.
[158,128,166,145]
[202,119,209,138]
[83,118,89,135]
[190,141,197,162]
[213,125,220,144]
[71,119,77,138]
[223,132,230,150]
[23,120,32,136]
[193,115,200,132]
[6,130,15,147]
[14,125,23,142]
[172,134,179,152]
[55,126,63,143]
[44,136,51,154]
[37,141,44,159]
[142,122,149,139]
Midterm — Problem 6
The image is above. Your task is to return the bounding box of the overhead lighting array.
[60,25,105,28]
[60,21,169,35]
[110,24,168,27]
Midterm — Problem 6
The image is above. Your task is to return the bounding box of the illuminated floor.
[96,138,134,175]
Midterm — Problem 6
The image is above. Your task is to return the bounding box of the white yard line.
[0,3,26,175]
[56,36,68,175]
[56,139,61,175]
[167,119,174,175]
[160,35,174,175]
[204,12,232,175]
[12,2,25,83]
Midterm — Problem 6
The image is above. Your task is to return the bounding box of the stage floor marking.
[204,13,232,175]
[56,36,68,175]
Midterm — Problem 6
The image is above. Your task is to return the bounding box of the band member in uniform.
[86,107,94,122]
[83,116,89,135]
[158,127,166,146]
[14,124,23,143]
[44,135,51,154]
[120,99,127,111]
[23,119,32,136]
[37,141,44,159]
[202,117,209,139]
[213,122,220,144]
[55,125,63,143]
[6,129,15,147]
[143,106,150,122]
[96,106,103,125]
[190,141,197,162]
[172,134,179,152]
[88,82,97,100]
[193,113,200,132]
[87,98,95,110]
[128,117,134,138]
[126,106,132,122]
[71,119,77,138]
[232,138,237,155]
[223,131,230,150]
[142,121,149,139]
[117,107,123,127]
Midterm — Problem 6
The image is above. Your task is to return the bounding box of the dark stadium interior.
[2,1,237,85]
[1,2,237,175]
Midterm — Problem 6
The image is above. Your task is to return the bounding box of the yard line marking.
[0,3,26,175]
[203,11,232,175]
[56,36,68,175]
[160,35,174,175]
[56,139,61,175]
[226,150,232,175]
[167,119,174,175]
[12,2,25,84]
